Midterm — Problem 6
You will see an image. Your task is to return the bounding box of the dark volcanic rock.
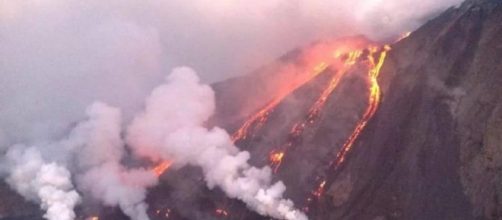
[1,0,501,220]
[212,0,502,220]
[311,0,502,219]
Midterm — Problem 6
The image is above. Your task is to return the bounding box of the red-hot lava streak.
[330,45,390,170]
[270,46,376,172]
[149,40,391,209]
[153,161,173,177]
[268,49,366,172]
[231,62,328,142]
[231,39,370,143]
[308,45,390,204]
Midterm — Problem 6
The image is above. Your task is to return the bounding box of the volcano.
[1,0,502,219]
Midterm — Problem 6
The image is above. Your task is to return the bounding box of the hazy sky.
[0,0,464,145]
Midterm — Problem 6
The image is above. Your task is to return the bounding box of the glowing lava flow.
[153,161,173,177]
[269,49,365,172]
[330,45,390,170]
[307,45,390,205]
[312,180,326,199]
[231,39,370,143]
[231,62,329,142]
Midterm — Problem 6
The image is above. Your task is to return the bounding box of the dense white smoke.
[67,103,158,220]
[3,146,80,220]
[127,67,307,220]
[1,102,158,220]
[1,67,306,220]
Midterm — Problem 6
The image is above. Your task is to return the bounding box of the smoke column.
[1,67,307,220]
[1,103,159,220]
[3,146,80,220]
[127,67,307,220]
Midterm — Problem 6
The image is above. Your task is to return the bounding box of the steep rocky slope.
[329,0,502,219]
[0,0,501,220]
[212,0,502,219]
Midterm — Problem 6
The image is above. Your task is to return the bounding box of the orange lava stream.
[153,161,173,177]
[231,62,329,142]
[306,45,390,207]
[330,45,390,170]
[231,39,370,143]
[269,50,365,172]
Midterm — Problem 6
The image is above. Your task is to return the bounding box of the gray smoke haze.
[1,101,159,220]
[1,67,308,220]
[0,0,463,147]
[0,1,464,219]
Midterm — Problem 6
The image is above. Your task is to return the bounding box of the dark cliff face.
[341,1,502,219]
[212,0,502,219]
[1,1,501,220]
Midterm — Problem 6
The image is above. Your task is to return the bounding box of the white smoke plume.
[3,146,80,220]
[67,103,158,220]
[1,102,158,220]
[127,67,307,220]
[1,67,307,220]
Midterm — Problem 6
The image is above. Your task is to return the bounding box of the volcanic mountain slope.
[211,0,502,219]
[1,0,502,220]
[322,0,502,219]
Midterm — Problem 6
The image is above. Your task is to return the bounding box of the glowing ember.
[215,208,229,217]
[86,216,99,220]
[313,180,326,199]
[269,150,285,172]
[165,209,171,218]
[153,161,173,176]
[155,208,171,218]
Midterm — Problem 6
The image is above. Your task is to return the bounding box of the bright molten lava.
[309,45,390,204]
[269,150,285,172]
[230,39,391,210]
[268,46,368,172]
[312,180,326,199]
[231,38,370,143]
[153,161,173,177]
[330,45,390,170]
[231,62,328,142]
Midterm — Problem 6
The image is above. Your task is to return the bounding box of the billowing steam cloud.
[1,67,306,220]
[3,146,80,220]
[1,102,159,220]
[127,67,307,220]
